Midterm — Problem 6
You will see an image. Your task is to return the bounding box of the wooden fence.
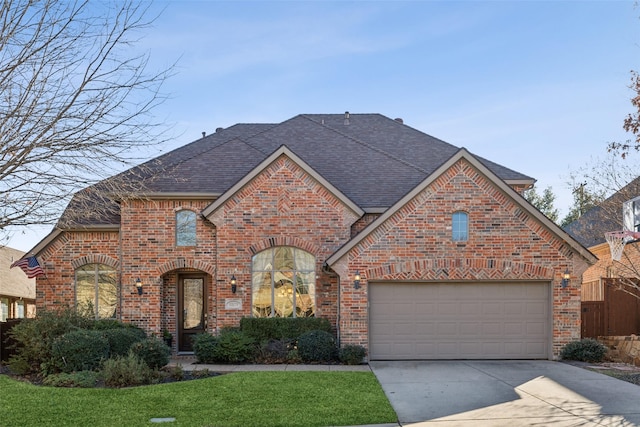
[581,278,640,338]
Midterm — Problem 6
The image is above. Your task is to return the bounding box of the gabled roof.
[0,246,35,299]
[326,148,597,267]
[34,113,537,255]
[564,176,640,248]
[202,145,364,221]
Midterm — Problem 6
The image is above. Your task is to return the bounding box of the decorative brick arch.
[157,258,216,276]
[71,254,119,269]
[248,236,320,256]
[364,258,554,282]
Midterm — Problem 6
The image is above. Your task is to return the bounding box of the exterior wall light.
[231,275,237,293]
[354,271,361,289]
[136,277,143,295]
[561,269,570,288]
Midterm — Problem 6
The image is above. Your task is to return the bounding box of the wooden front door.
[178,275,206,352]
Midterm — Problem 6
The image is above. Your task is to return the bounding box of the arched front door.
[178,274,206,352]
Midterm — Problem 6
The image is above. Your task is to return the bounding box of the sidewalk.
[169,357,372,372]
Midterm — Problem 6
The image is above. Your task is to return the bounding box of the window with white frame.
[0,298,8,321]
[16,300,24,318]
[75,264,117,319]
[452,211,469,242]
[252,247,316,318]
[623,196,640,232]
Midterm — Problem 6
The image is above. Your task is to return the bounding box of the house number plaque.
[225,298,242,310]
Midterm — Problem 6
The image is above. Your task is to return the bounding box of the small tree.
[524,185,559,223]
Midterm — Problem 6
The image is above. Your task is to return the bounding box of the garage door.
[369,282,550,360]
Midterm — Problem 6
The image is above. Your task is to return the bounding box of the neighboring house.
[565,177,640,337]
[22,113,596,360]
[0,246,36,321]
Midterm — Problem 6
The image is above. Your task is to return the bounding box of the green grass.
[0,371,397,427]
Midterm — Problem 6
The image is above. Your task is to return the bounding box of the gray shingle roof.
[58,113,534,227]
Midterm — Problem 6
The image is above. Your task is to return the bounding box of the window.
[16,300,24,318]
[623,196,640,232]
[0,298,7,321]
[252,247,316,318]
[452,211,469,242]
[176,210,197,246]
[76,264,117,319]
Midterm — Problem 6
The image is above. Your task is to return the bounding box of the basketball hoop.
[605,231,640,261]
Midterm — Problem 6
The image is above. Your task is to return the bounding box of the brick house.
[565,177,640,337]
[26,113,596,359]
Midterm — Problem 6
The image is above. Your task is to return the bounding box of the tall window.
[176,210,197,246]
[76,264,117,319]
[252,247,316,318]
[16,300,24,318]
[0,298,7,321]
[452,211,469,242]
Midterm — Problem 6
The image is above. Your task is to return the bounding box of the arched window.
[76,264,117,319]
[452,211,469,242]
[252,247,316,318]
[176,210,197,246]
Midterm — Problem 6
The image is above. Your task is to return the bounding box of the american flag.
[10,256,45,278]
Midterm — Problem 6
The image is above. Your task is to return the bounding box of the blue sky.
[7,0,640,252]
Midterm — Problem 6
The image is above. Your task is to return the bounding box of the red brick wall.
[207,155,360,331]
[36,231,120,312]
[334,159,591,358]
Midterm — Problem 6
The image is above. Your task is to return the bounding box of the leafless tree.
[0,0,173,242]
[610,71,640,157]
[567,153,640,297]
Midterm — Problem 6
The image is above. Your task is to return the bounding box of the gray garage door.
[369,282,550,360]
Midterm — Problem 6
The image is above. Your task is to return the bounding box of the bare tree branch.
[0,0,174,239]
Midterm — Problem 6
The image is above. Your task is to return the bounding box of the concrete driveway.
[369,360,640,426]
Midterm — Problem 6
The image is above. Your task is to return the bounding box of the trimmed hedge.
[130,337,170,369]
[193,333,218,363]
[240,317,332,342]
[297,330,337,363]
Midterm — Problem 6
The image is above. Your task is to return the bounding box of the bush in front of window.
[193,333,219,363]
[101,327,147,358]
[297,330,337,363]
[214,330,256,363]
[339,344,367,365]
[51,329,110,373]
[239,317,332,343]
[560,338,608,362]
[129,337,171,370]
[258,338,296,363]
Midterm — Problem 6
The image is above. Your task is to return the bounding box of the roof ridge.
[301,114,431,175]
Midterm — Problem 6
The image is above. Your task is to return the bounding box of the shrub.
[240,317,332,343]
[129,337,170,370]
[560,338,608,362]
[42,371,100,388]
[339,345,367,365]
[214,330,255,363]
[193,333,218,363]
[259,338,295,363]
[7,356,31,375]
[297,330,337,363]
[101,328,147,358]
[51,329,109,373]
[8,308,93,374]
[102,354,154,388]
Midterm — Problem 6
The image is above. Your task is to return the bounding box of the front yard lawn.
[0,371,397,427]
